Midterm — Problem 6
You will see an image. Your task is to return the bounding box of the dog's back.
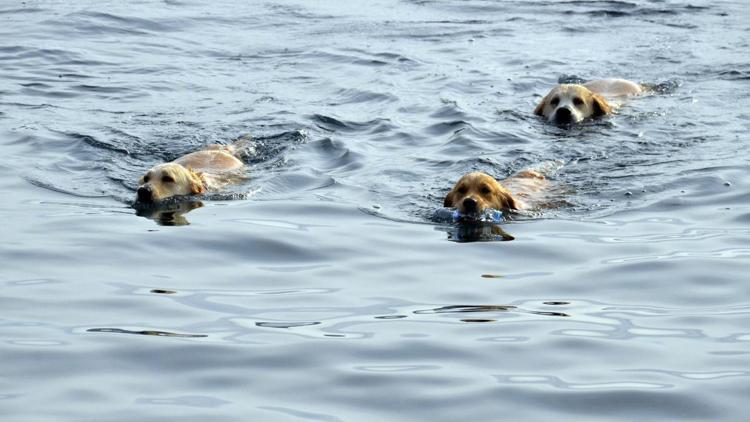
[583,79,642,97]
[174,150,243,173]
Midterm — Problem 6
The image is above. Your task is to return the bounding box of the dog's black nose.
[137,186,153,202]
[554,107,573,124]
[462,197,478,213]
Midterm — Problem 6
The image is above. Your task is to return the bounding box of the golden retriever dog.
[444,170,548,215]
[135,144,244,204]
[534,78,643,125]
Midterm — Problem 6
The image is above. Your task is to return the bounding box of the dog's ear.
[533,96,547,116]
[443,190,455,208]
[188,171,205,195]
[494,189,521,211]
[506,194,521,210]
[591,94,612,117]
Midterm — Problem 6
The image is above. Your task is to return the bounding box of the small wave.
[242,130,307,167]
[414,305,517,314]
[256,321,321,329]
[718,69,750,81]
[23,175,110,199]
[311,114,394,134]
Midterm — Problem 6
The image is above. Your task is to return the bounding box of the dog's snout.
[137,185,154,202]
[462,197,478,213]
[554,107,573,124]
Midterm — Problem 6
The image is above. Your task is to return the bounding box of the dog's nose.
[554,107,573,124]
[137,186,153,202]
[462,197,478,213]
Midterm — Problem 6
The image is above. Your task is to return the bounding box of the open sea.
[2,1,750,420]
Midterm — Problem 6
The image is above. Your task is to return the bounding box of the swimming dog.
[135,144,245,204]
[534,78,643,125]
[443,170,548,215]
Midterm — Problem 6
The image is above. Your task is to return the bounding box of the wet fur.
[534,78,642,124]
[444,171,548,214]
[136,145,244,203]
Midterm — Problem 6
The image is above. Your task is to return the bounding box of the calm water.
[2,1,750,420]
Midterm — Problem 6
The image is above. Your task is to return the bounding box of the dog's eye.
[142,175,150,183]
[457,186,468,194]
[550,97,560,106]
[573,97,584,106]
[480,186,491,195]
[162,175,175,183]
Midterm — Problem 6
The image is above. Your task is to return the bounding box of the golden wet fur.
[444,171,548,215]
[136,145,244,204]
[534,78,643,124]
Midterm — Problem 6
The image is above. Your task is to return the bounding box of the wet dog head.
[443,172,520,215]
[135,163,205,204]
[534,84,612,125]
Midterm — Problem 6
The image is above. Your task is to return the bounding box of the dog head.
[135,162,205,203]
[444,172,519,215]
[534,84,612,125]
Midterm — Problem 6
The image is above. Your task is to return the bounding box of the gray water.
[2,1,750,420]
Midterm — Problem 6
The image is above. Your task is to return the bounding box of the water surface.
[2,1,750,420]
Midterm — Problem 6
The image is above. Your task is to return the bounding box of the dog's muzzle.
[136,185,154,203]
[554,107,573,124]
[462,197,478,213]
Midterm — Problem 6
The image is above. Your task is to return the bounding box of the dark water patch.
[241,130,307,167]
[44,11,180,37]
[151,289,177,294]
[72,84,134,95]
[426,120,472,137]
[307,138,364,172]
[328,87,399,106]
[414,304,570,318]
[374,315,409,320]
[311,114,394,135]
[20,82,52,89]
[718,69,750,81]
[0,7,44,15]
[87,328,207,338]
[415,305,518,314]
[562,3,708,18]
[429,102,471,121]
[67,132,133,156]
[371,51,419,64]
[256,321,322,329]
[134,199,204,226]
[436,221,517,242]
[644,19,699,30]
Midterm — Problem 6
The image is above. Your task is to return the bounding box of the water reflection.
[414,305,517,314]
[133,199,203,226]
[87,328,207,338]
[437,222,515,242]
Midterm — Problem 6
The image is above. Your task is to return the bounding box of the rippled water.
[2,1,750,420]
